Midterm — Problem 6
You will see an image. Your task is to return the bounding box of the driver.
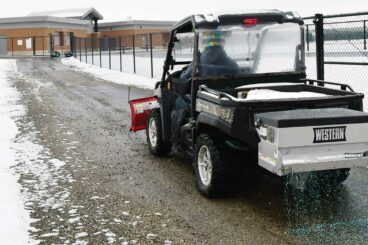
[180,31,240,80]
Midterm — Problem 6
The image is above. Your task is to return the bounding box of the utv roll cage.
[161,10,304,82]
[158,10,306,142]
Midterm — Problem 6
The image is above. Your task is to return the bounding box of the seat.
[167,70,191,104]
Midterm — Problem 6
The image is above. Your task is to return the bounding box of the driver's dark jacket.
[180,46,240,80]
[173,47,240,146]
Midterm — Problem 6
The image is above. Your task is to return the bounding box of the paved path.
[8,57,368,244]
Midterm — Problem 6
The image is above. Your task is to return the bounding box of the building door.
[0,36,7,56]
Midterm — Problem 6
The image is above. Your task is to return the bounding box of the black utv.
[130,10,368,197]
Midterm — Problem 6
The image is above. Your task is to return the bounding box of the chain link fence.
[304,12,368,109]
[73,33,170,80]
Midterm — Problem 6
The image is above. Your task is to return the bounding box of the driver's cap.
[202,31,225,48]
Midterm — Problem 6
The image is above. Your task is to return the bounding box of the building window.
[65,32,72,46]
[54,32,64,46]
[26,38,32,49]
[54,34,60,46]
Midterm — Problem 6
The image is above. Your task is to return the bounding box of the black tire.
[193,133,227,198]
[146,109,170,156]
[317,168,350,186]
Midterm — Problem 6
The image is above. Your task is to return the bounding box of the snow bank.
[61,57,157,90]
[0,59,33,244]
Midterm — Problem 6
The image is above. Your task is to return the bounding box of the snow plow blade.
[254,108,368,176]
[129,97,159,132]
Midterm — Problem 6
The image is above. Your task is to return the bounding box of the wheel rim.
[198,145,212,186]
[148,117,158,147]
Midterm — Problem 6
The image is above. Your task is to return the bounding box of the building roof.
[99,20,176,31]
[28,7,104,20]
[0,16,91,31]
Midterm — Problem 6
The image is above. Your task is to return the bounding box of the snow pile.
[243,89,328,101]
[0,59,33,244]
[61,57,157,90]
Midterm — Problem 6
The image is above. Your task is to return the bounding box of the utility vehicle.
[129,10,368,197]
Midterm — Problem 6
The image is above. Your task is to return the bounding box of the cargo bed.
[196,81,364,149]
[198,80,363,108]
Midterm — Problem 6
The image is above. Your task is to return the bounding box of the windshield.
[197,23,304,77]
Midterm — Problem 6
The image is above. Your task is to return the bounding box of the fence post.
[61,35,64,55]
[49,33,54,53]
[70,36,74,58]
[306,25,310,52]
[133,35,136,74]
[150,33,154,78]
[91,38,94,65]
[99,38,102,68]
[314,13,325,82]
[119,36,122,72]
[79,38,82,62]
[364,20,367,50]
[108,38,111,70]
[42,36,45,56]
[11,38,14,56]
[70,33,74,56]
[85,39,87,63]
[32,37,36,56]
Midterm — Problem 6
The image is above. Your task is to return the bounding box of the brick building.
[0,8,175,56]
[99,20,173,49]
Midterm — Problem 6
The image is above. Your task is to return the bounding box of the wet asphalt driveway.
[8,57,368,244]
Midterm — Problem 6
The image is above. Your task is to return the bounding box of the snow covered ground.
[0,59,33,244]
[0,59,76,244]
[62,57,158,90]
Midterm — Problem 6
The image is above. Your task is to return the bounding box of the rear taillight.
[243,18,258,26]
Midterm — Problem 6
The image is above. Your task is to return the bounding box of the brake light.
[243,18,258,26]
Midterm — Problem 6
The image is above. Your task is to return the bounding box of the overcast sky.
[0,0,367,21]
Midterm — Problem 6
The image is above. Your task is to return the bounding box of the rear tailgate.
[254,108,368,176]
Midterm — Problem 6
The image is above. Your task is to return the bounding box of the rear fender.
[196,112,232,136]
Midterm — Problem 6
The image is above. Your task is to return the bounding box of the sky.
[0,0,367,22]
